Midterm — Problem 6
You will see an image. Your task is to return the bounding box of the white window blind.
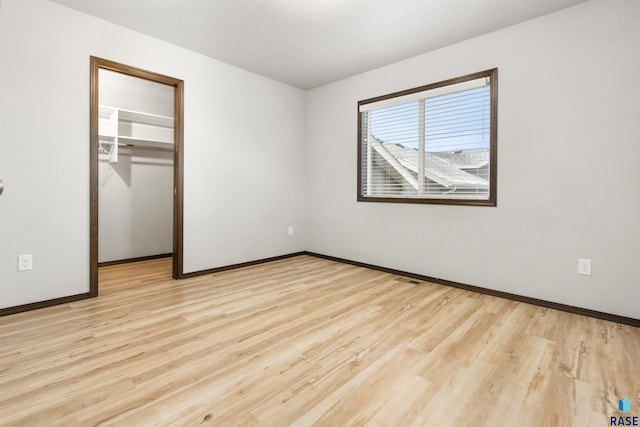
[359,70,496,204]
[358,77,488,113]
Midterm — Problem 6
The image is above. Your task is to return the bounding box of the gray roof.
[432,149,489,169]
[371,138,489,189]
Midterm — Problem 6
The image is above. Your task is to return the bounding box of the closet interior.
[97,69,174,264]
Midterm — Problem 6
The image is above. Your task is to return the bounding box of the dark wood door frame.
[90,56,185,297]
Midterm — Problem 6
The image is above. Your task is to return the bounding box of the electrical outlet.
[18,254,32,272]
[288,226,294,236]
[578,258,591,276]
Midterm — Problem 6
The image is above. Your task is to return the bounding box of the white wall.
[98,70,174,263]
[99,69,174,117]
[98,149,174,263]
[306,0,640,319]
[0,0,307,308]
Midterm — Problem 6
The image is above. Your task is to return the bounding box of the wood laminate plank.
[0,255,638,426]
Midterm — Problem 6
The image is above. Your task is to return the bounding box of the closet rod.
[98,140,173,151]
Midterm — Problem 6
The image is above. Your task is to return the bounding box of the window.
[357,68,497,206]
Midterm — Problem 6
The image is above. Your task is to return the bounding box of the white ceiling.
[51,0,589,89]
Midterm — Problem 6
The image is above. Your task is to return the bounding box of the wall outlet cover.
[18,254,33,271]
[578,258,591,276]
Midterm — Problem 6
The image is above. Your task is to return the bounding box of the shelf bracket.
[98,139,118,163]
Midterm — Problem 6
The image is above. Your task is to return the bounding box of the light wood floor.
[0,255,638,426]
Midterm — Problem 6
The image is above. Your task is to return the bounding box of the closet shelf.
[98,105,174,163]
[119,109,172,128]
[100,105,173,127]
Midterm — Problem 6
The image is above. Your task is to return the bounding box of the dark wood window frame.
[357,68,498,206]
[90,56,185,298]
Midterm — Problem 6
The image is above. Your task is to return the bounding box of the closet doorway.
[89,57,184,296]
